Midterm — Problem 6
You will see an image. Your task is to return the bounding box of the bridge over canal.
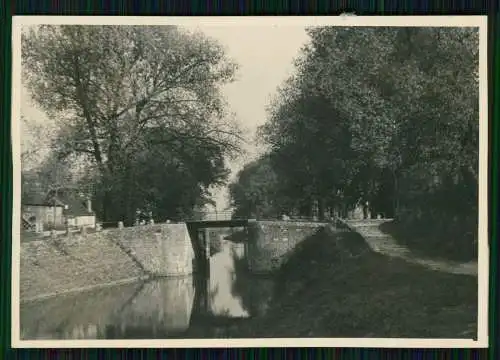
[185,211,249,274]
[185,211,332,275]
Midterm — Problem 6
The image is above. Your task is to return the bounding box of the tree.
[20,114,55,171]
[119,127,231,222]
[229,155,286,220]
[22,25,243,223]
[258,25,479,243]
[21,152,77,205]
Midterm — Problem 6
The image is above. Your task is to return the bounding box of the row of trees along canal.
[229,27,479,254]
[21,25,243,226]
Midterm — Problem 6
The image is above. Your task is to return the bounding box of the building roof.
[23,193,64,207]
[23,188,95,217]
[62,197,94,217]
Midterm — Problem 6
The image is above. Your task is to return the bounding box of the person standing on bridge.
[363,200,370,220]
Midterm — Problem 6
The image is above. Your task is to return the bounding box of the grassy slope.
[234,229,477,338]
[379,220,477,262]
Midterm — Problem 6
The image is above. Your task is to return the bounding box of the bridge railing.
[189,211,243,222]
[187,211,337,223]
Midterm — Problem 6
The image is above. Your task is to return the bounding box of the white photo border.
[11,15,489,349]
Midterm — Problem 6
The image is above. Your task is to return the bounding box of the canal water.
[20,232,275,339]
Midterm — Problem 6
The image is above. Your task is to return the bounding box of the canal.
[20,230,275,339]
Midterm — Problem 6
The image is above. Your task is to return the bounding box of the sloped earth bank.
[346,219,478,277]
[232,228,477,338]
[379,220,478,263]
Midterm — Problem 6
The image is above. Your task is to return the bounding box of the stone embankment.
[246,220,331,273]
[20,223,195,302]
[342,219,478,277]
[105,224,195,277]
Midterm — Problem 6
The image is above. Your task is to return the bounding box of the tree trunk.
[124,163,135,226]
[73,60,104,172]
[392,169,399,219]
[101,188,111,223]
[318,198,326,221]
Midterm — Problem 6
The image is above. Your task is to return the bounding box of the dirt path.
[343,219,478,277]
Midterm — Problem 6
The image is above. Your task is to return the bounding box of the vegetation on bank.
[21,26,479,259]
[379,220,477,262]
[232,229,477,338]
[22,25,242,226]
[230,27,479,256]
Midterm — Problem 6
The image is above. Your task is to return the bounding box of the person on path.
[363,200,369,220]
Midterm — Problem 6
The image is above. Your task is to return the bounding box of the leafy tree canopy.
[232,26,479,241]
[22,25,243,224]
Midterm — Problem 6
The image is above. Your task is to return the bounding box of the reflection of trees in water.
[20,281,143,340]
[209,228,233,256]
[229,245,275,317]
[182,275,239,339]
[100,278,195,339]
[191,274,230,315]
[189,274,217,325]
[209,283,220,306]
[223,228,247,243]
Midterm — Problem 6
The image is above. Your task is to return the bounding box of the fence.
[188,211,335,223]
[189,211,239,221]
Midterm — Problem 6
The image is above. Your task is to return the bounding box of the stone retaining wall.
[246,221,329,273]
[20,223,195,302]
[107,223,195,277]
[20,235,144,302]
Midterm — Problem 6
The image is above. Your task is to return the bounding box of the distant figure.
[362,201,369,219]
[281,214,290,221]
[35,220,43,233]
[351,199,364,220]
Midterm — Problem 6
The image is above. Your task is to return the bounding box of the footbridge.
[184,211,338,275]
[184,211,250,274]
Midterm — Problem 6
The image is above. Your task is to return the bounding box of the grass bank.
[233,228,477,338]
[379,220,477,262]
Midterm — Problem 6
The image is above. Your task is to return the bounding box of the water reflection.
[21,281,142,339]
[21,277,196,339]
[229,244,275,318]
[113,277,195,338]
[209,241,249,317]
[20,232,275,339]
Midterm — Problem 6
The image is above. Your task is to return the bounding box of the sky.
[21,24,311,211]
[196,25,310,209]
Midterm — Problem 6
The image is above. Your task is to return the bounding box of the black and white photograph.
[12,16,488,348]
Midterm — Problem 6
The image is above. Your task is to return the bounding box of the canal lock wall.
[20,223,195,302]
[246,220,332,274]
[20,220,335,301]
